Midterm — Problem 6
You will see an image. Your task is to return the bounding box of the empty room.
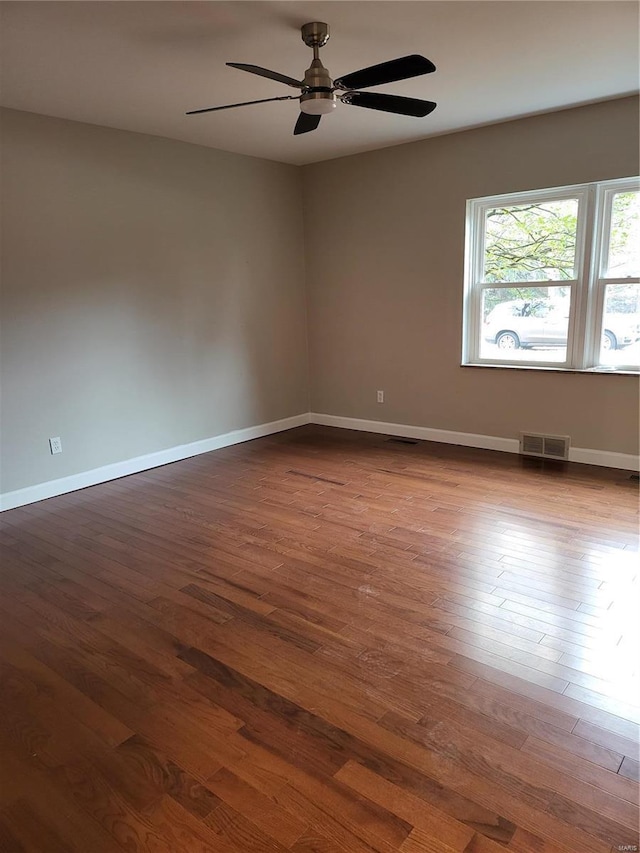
[0,2,639,851]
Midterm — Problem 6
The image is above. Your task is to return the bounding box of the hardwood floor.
[0,425,638,853]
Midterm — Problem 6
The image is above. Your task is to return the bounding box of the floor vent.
[520,432,570,461]
[385,437,419,445]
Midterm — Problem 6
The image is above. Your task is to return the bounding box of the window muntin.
[464,178,640,372]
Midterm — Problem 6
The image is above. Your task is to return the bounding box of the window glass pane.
[480,286,570,362]
[484,199,579,283]
[605,191,640,278]
[598,284,640,368]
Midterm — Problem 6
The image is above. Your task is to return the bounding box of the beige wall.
[0,108,308,493]
[303,97,640,455]
[2,98,638,498]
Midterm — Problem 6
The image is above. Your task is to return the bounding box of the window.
[463,177,640,372]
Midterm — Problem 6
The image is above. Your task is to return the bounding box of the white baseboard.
[0,413,311,512]
[309,413,639,472]
[310,413,520,454]
[568,446,640,471]
[2,411,636,512]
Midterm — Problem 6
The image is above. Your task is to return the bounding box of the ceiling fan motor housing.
[301,58,336,114]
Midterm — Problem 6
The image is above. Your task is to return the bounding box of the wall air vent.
[520,432,570,461]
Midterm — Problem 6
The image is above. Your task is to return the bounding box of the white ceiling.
[1,1,638,166]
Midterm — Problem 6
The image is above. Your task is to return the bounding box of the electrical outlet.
[377,390,384,403]
[49,436,62,455]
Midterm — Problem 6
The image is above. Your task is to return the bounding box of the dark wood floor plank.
[380,711,638,837]
[55,758,226,853]
[0,633,133,749]
[334,760,475,851]
[506,826,591,853]
[0,816,27,853]
[115,734,222,819]
[206,766,308,847]
[0,425,637,852]
[0,745,121,853]
[203,801,294,852]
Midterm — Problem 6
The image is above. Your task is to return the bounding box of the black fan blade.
[341,92,436,118]
[186,95,298,115]
[294,112,321,135]
[227,63,304,89]
[334,55,435,91]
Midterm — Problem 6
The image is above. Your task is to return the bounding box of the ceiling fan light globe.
[300,96,337,115]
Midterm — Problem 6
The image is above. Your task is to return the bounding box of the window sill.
[462,363,639,376]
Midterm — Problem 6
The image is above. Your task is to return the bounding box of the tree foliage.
[485,201,577,284]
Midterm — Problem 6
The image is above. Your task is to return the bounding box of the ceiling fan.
[186,22,437,135]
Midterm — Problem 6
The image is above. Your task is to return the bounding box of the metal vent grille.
[520,432,570,461]
[521,434,544,456]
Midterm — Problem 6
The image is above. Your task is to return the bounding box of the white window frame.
[462,177,640,373]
